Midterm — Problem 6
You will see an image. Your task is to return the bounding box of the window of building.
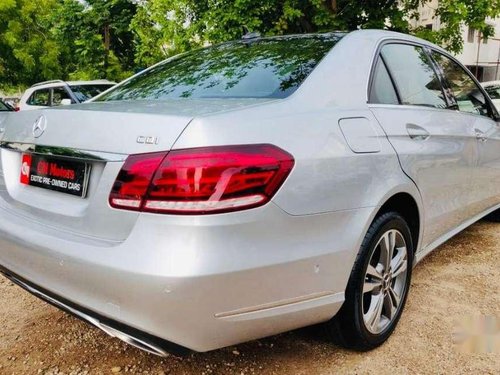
[468,28,476,43]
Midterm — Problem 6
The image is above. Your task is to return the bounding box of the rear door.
[369,42,477,248]
[431,51,500,215]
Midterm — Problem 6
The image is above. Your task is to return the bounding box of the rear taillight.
[109,144,294,214]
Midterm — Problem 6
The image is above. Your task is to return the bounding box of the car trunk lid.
[0,99,271,241]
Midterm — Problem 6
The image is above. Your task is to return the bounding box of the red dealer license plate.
[20,154,91,198]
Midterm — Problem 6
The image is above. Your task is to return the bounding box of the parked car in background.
[0,99,14,129]
[0,99,15,120]
[0,30,499,356]
[1,97,20,111]
[0,99,15,112]
[482,80,500,111]
[17,80,115,111]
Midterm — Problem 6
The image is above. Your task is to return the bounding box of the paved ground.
[0,221,499,375]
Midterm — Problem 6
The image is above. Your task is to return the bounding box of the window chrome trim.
[366,37,450,105]
[369,41,450,109]
[367,103,458,115]
[0,141,127,162]
[367,37,500,120]
[428,49,499,120]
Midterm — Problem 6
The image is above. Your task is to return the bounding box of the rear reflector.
[109,144,294,214]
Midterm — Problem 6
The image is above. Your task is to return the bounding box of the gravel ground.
[0,221,499,375]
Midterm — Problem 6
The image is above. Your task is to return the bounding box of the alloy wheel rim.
[362,229,408,334]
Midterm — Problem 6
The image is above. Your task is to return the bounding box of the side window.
[369,58,399,105]
[27,89,50,106]
[51,87,72,106]
[432,52,492,118]
[381,44,447,109]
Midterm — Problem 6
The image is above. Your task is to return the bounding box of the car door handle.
[474,129,488,142]
[406,123,430,140]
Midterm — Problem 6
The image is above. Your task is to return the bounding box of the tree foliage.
[0,0,62,88]
[52,0,137,81]
[412,0,500,52]
[132,0,500,66]
[1,0,500,91]
[0,0,136,92]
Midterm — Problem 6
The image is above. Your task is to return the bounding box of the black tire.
[326,211,414,351]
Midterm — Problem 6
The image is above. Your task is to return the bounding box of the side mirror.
[60,99,72,106]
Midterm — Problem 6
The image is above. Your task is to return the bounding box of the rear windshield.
[97,34,343,101]
[70,84,115,102]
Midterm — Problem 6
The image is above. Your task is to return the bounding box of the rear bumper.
[0,265,189,356]
[0,202,374,352]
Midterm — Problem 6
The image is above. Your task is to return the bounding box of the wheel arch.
[375,192,421,256]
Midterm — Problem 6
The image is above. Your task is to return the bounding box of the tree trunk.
[330,0,338,13]
[299,17,314,33]
[104,23,110,73]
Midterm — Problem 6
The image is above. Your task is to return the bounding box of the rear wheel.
[326,212,414,350]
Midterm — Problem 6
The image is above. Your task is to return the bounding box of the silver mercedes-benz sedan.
[0,30,499,356]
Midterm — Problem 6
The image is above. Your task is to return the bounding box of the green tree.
[413,0,500,53]
[2,0,500,90]
[131,0,500,67]
[0,0,138,89]
[54,0,137,81]
[0,0,63,89]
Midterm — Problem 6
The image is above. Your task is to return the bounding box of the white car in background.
[482,80,500,110]
[18,80,116,111]
[0,99,14,125]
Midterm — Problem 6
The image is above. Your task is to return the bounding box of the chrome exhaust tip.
[98,323,170,357]
[0,267,186,357]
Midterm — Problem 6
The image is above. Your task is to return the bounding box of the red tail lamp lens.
[109,144,294,214]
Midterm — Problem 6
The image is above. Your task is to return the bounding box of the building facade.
[411,0,500,82]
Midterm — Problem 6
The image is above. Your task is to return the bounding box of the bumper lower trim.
[0,265,190,357]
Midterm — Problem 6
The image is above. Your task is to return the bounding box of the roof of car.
[29,80,116,89]
[0,99,14,110]
[481,80,500,87]
[65,80,116,86]
[350,29,447,51]
[223,29,447,55]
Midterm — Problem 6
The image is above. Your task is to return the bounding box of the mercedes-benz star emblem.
[32,115,47,138]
